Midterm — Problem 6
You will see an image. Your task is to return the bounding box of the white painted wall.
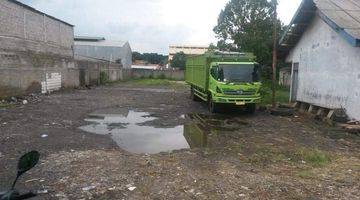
[286,14,360,120]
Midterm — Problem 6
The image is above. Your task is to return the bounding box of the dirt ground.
[0,81,359,200]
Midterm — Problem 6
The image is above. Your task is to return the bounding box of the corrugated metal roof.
[9,0,74,27]
[74,40,128,47]
[280,0,360,55]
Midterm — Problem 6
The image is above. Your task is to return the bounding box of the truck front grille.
[223,89,256,96]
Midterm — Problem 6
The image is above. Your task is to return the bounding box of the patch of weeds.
[0,102,13,109]
[246,146,287,166]
[293,148,332,167]
[297,170,316,179]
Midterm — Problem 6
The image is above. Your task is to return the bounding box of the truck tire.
[208,96,219,113]
[245,104,256,114]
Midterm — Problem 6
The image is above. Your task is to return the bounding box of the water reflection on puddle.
[79,111,189,154]
[79,110,250,154]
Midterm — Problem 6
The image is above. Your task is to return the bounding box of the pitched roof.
[280,0,360,55]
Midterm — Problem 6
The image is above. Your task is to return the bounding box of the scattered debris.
[332,109,349,123]
[37,189,48,194]
[347,120,360,125]
[240,186,250,190]
[270,107,294,117]
[25,178,39,183]
[10,97,17,102]
[344,125,360,134]
[108,187,116,191]
[126,184,136,191]
[82,185,96,191]
[22,100,28,105]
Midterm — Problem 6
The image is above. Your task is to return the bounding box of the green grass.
[125,78,186,87]
[245,146,332,168]
[260,81,290,106]
[293,148,332,167]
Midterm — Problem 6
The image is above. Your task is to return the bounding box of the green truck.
[185,51,261,113]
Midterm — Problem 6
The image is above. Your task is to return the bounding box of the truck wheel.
[245,104,256,114]
[209,96,219,113]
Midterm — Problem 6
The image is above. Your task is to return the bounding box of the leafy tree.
[170,52,187,69]
[132,52,142,62]
[132,51,168,66]
[214,0,283,67]
[208,43,218,52]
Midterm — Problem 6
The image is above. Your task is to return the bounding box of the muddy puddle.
[79,110,250,154]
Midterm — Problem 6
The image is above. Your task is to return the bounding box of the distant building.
[74,36,132,68]
[279,0,360,120]
[168,45,209,61]
[131,65,161,70]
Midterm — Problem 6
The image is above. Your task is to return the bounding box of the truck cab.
[208,61,261,113]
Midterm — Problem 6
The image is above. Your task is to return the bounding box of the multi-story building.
[168,45,209,61]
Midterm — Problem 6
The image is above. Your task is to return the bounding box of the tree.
[208,43,218,52]
[132,51,168,66]
[213,0,283,67]
[170,52,187,69]
[132,52,142,62]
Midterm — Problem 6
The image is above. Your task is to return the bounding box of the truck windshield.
[218,64,259,83]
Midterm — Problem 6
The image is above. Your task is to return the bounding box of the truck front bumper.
[212,95,261,105]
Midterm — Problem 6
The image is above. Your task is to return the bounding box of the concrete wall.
[0,50,132,98]
[0,0,74,56]
[132,69,185,81]
[0,50,78,97]
[286,14,360,120]
[76,59,131,86]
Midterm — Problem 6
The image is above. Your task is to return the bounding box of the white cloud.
[19,0,302,54]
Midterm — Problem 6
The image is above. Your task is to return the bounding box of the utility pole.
[271,0,278,108]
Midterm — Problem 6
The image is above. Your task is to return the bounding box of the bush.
[157,74,166,79]
[100,71,109,84]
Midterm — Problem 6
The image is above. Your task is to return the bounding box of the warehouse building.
[280,0,360,120]
[74,36,132,69]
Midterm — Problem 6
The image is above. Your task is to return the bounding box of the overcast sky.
[19,0,302,54]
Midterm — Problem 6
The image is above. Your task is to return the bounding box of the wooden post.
[271,0,278,108]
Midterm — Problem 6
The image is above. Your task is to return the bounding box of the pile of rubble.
[0,93,43,107]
